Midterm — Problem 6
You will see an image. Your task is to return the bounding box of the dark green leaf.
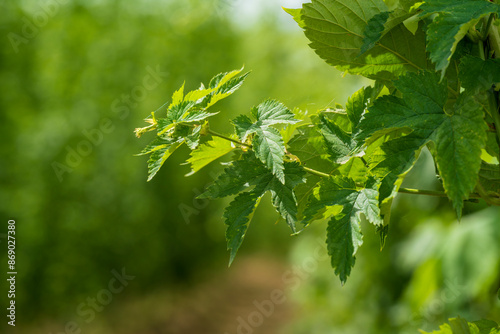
[303,175,382,283]
[459,56,500,92]
[420,0,500,77]
[358,71,487,216]
[360,11,390,55]
[224,191,262,265]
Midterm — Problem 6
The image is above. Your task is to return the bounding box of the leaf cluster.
[136,0,500,285]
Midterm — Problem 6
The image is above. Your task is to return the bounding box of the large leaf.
[303,176,382,283]
[201,154,306,261]
[420,0,500,77]
[297,0,428,80]
[358,71,487,216]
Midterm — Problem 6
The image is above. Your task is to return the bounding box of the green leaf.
[319,86,373,163]
[186,136,235,176]
[459,56,500,92]
[472,319,500,334]
[200,153,271,199]
[299,0,428,80]
[147,141,182,181]
[432,93,488,216]
[268,162,307,233]
[360,10,413,55]
[478,162,500,197]
[283,7,305,28]
[420,0,500,77]
[203,154,306,261]
[361,12,390,54]
[253,127,287,184]
[287,126,336,219]
[235,99,300,141]
[136,136,177,156]
[232,99,300,183]
[303,176,382,283]
[358,71,487,216]
[205,71,250,108]
[224,191,262,266]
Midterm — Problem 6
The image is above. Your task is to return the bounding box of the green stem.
[398,187,479,199]
[488,89,500,160]
[303,166,331,178]
[479,39,486,60]
[206,129,252,148]
[488,22,500,58]
[206,128,486,201]
[482,14,495,41]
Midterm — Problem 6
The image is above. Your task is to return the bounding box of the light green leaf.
[420,0,500,77]
[186,136,235,176]
[283,7,305,28]
[136,136,177,156]
[147,141,182,181]
[224,191,262,265]
[169,82,185,110]
[299,0,428,80]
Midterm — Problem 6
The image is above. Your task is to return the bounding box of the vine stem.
[206,129,252,148]
[205,129,483,200]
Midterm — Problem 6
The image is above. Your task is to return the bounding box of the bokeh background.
[0,0,499,333]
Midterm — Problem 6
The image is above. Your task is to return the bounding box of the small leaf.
[224,191,262,265]
[147,141,182,181]
[253,127,286,184]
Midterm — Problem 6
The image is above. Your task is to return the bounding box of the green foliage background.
[0,0,499,333]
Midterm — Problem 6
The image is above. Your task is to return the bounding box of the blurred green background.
[0,0,499,333]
